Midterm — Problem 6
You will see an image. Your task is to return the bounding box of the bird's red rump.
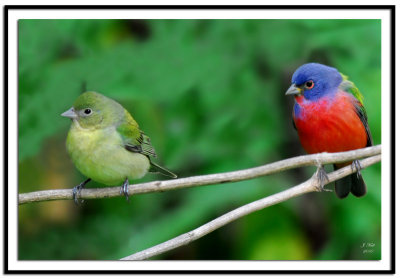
[293,91,367,155]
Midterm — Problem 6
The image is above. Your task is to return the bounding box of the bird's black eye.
[304,80,314,90]
[84,108,92,115]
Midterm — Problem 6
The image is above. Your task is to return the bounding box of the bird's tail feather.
[350,173,367,197]
[149,161,177,178]
[334,174,352,199]
[334,164,367,199]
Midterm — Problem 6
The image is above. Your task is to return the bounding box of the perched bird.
[61,91,177,203]
[286,63,372,198]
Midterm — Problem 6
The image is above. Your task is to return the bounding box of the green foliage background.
[18,19,381,260]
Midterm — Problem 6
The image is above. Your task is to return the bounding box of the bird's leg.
[315,161,331,192]
[120,178,130,202]
[72,178,91,205]
[351,160,363,178]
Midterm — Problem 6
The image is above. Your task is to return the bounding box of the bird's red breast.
[293,91,368,157]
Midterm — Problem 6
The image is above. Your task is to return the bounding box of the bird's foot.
[120,178,130,202]
[315,164,331,192]
[351,160,363,178]
[72,178,91,205]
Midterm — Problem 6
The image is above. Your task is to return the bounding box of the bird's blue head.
[286,63,343,101]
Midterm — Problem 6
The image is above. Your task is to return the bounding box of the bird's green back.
[339,73,364,105]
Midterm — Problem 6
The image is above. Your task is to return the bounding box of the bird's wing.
[339,74,373,147]
[354,102,373,147]
[116,110,157,158]
[116,110,176,178]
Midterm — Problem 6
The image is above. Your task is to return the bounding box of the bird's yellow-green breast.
[66,121,150,185]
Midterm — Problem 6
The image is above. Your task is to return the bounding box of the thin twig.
[18,145,381,204]
[120,154,381,260]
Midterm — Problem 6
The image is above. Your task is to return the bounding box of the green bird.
[61,91,177,203]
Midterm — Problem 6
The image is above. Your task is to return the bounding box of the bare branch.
[120,154,381,260]
[18,145,381,204]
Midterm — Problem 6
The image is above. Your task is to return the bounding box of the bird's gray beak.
[285,84,302,96]
[61,107,78,119]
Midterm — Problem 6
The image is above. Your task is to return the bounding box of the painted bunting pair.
[62,63,372,202]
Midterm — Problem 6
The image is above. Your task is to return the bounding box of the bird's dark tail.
[149,161,177,178]
[350,173,367,197]
[334,164,367,199]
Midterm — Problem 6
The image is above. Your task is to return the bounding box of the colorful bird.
[61,91,177,203]
[286,63,372,198]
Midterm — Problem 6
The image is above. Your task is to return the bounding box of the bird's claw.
[72,178,91,205]
[120,178,130,202]
[315,163,331,192]
[72,185,82,205]
[351,160,363,178]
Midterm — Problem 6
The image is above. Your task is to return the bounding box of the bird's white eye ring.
[83,108,92,115]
